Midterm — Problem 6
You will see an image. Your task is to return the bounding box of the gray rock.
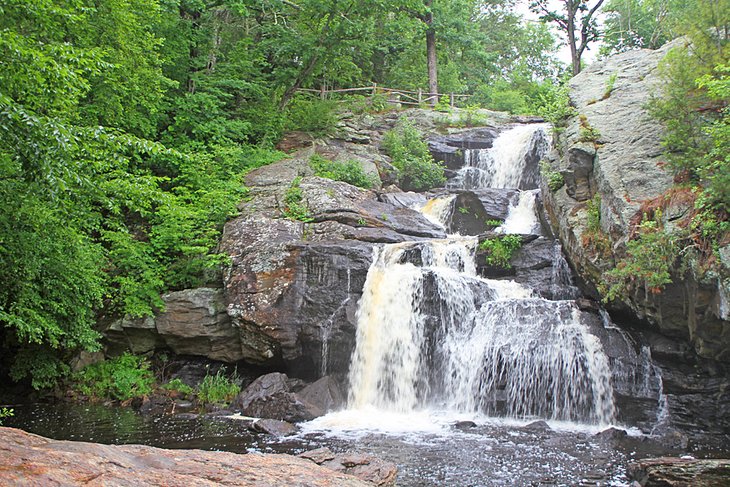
[232,373,290,411]
[297,376,345,415]
[252,418,298,437]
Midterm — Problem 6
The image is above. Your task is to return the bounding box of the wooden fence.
[296,84,472,107]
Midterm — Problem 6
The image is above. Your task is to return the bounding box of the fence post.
[372,83,377,96]
[418,89,422,105]
[320,86,326,100]
[450,92,455,107]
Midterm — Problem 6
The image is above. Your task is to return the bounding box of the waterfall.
[347,238,617,424]
[449,124,546,190]
[418,195,455,229]
[343,122,629,428]
[496,189,539,235]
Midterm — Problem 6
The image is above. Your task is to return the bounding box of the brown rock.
[300,448,398,487]
[628,457,730,486]
[251,419,298,437]
[0,427,373,486]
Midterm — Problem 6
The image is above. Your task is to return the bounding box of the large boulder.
[231,372,321,422]
[628,457,730,486]
[0,427,379,487]
[104,288,243,362]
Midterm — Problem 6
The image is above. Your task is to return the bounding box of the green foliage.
[197,369,240,405]
[582,194,612,257]
[578,115,601,143]
[458,206,470,214]
[601,214,681,301]
[603,72,618,100]
[285,96,339,138]
[0,407,13,425]
[540,161,565,191]
[282,177,313,222]
[434,95,453,113]
[162,378,194,396]
[309,155,377,188]
[486,219,504,227]
[537,83,576,130]
[382,120,446,191]
[72,353,154,401]
[479,235,522,268]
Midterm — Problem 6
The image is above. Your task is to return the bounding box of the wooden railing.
[296,84,473,107]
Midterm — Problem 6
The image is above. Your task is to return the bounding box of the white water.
[418,195,455,229]
[346,238,617,425]
[496,189,540,234]
[450,124,545,190]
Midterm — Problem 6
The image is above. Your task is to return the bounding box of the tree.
[530,0,606,75]
[600,0,689,55]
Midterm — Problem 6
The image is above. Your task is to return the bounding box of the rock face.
[0,427,382,487]
[628,457,730,486]
[104,288,244,362]
[541,40,729,364]
[540,41,730,442]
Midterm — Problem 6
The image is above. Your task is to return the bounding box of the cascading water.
[344,122,626,427]
[448,124,546,190]
[347,238,616,424]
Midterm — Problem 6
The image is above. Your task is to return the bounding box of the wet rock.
[252,418,298,437]
[231,372,323,422]
[521,420,552,432]
[301,447,398,487]
[628,457,730,486]
[297,376,345,414]
[300,447,337,464]
[593,427,628,442]
[0,427,372,487]
[453,421,477,430]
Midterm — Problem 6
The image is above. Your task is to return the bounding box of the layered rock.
[628,457,730,486]
[0,427,388,486]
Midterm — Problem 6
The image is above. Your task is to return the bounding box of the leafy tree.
[530,0,606,75]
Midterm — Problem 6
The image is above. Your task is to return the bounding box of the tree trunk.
[567,3,581,75]
[425,18,438,104]
[278,54,320,109]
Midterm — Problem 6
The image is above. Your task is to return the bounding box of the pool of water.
[4,403,701,486]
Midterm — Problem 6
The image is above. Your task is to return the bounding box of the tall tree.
[530,0,606,75]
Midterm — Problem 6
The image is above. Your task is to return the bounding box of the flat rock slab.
[0,427,376,487]
[628,457,730,486]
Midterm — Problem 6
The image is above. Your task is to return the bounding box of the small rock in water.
[521,420,552,432]
[593,427,628,442]
[252,418,298,437]
[453,421,477,430]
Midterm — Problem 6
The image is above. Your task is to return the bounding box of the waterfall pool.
[4,402,691,486]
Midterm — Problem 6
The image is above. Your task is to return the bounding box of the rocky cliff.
[540,41,730,443]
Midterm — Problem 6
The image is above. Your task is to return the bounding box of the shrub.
[162,378,194,397]
[382,120,445,191]
[282,177,313,222]
[479,235,522,268]
[0,407,13,425]
[285,96,339,137]
[72,353,154,401]
[197,369,240,405]
[309,155,377,188]
[537,83,576,130]
[540,160,564,191]
[601,214,681,301]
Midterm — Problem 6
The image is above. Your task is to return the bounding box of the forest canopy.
[0,0,727,389]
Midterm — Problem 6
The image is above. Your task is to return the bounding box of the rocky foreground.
[0,427,396,487]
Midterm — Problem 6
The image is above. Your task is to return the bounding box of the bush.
[197,369,240,405]
[162,378,194,396]
[479,235,522,268]
[285,96,339,137]
[282,176,313,222]
[309,155,377,188]
[540,160,564,191]
[382,120,445,191]
[0,407,13,425]
[537,83,576,130]
[601,214,681,301]
[72,353,154,401]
